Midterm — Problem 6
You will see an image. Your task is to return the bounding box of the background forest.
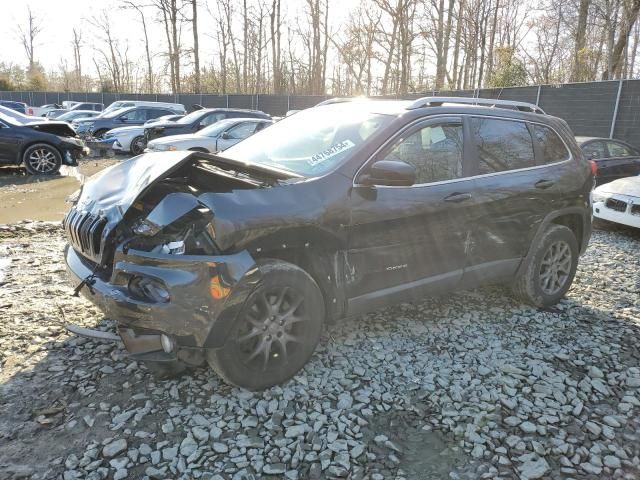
[2,0,640,95]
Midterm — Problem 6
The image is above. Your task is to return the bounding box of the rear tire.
[23,143,62,175]
[512,225,579,308]
[207,259,324,390]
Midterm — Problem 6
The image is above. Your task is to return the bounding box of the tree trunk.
[609,0,640,78]
[193,0,200,93]
[571,0,591,82]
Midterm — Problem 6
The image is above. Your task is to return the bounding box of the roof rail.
[314,97,356,107]
[407,96,546,114]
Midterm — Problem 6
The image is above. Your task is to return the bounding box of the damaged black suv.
[63,97,592,389]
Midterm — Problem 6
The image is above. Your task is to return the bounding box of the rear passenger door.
[461,117,572,286]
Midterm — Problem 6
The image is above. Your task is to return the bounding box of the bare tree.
[71,28,83,84]
[18,6,43,70]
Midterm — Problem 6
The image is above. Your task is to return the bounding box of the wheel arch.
[516,207,590,277]
[244,231,347,323]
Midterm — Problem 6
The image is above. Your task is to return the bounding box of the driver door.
[346,117,474,311]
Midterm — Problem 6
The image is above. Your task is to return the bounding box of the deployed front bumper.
[64,245,261,351]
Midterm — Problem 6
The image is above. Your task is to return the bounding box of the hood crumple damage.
[68,151,311,263]
[27,121,78,137]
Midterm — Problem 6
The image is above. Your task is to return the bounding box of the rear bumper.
[64,244,261,350]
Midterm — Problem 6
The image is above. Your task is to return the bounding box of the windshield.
[177,110,207,124]
[198,119,238,137]
[221,106,393,176]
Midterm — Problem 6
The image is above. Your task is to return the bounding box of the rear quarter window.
[533,124,570,164]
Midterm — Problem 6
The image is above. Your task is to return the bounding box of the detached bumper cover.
[64,245,261,349]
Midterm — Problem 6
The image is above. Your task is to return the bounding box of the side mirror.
[360,160,416,187]
[220,131,231,140]
[119,117,127,123]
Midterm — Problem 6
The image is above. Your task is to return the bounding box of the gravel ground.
[0,222,639,480]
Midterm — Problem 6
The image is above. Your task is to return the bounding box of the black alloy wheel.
[207,259,324,390]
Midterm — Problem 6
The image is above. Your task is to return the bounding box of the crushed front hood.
[73,151,302,225]
[75,151,194,224]
[27,121,77,137]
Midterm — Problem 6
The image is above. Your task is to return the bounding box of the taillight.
[589,160,598,176]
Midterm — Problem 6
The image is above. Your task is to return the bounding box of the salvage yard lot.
[0,220,639,479]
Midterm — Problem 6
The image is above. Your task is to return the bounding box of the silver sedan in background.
[107,114,185,155]
[145,118,273,153]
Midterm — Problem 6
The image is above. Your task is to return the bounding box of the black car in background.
[577,136,640,186]
[64,97,592,389]
[145,108,271,142]
[0,113,87,174]
[75,106,181,137]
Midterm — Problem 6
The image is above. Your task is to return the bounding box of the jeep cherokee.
[63,97,592,390]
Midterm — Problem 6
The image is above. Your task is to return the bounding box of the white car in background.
[145,118,273,153]
[0,105,46,124]
[106,114,184,155]
[592,176,640,228]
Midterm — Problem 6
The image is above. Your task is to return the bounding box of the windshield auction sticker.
[308,140,356,166]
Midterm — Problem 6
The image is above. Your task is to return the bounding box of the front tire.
[512,225,579,307]
[207,259,325,390]
[130,135,146,155]
[23,144,62,175]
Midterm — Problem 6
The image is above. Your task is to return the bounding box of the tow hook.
[73,274,96,296]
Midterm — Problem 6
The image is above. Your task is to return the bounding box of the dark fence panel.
[227,94,255,110]
[289,95,328,110]
[612,80,639,146]
[3,81,640,145]
[479,86,539,104]
[200,95,228,108]
[538,81,619,139]
[256,95,289,116]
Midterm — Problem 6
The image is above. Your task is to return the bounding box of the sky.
[1,0,359,77]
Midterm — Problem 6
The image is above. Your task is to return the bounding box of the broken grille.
[605,198,628,212]
[63,208,107,263]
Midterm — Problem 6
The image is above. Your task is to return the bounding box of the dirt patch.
[0,158,123,224]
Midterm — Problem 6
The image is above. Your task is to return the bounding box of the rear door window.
[201,112,225,127]
[606,141,636,158]
[472,118,535,174]
[533,125,570,164]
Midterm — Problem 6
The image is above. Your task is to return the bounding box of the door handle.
[535,179,555,189]
[443,192,472,203]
